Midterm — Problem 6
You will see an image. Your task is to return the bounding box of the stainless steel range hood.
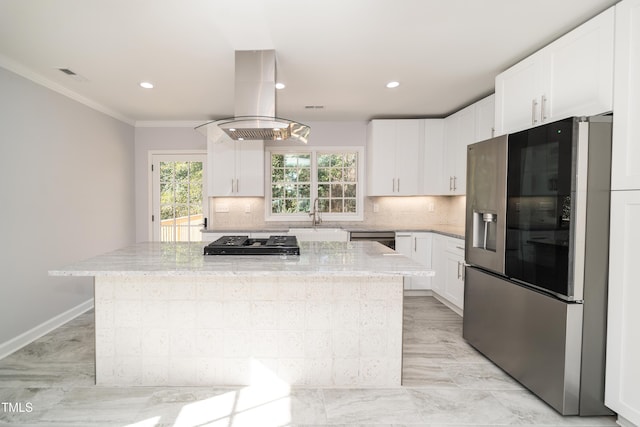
[196,50,310,143]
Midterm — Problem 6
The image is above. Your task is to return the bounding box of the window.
[317,152,358,213]
[267,147,363,221]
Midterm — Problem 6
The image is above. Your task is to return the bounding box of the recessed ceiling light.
[386,81,400,88]
[140,82,154,89]
[275,82,286,90]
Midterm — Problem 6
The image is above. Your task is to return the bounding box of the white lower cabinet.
[605,190,640,426]
[431,234,465,313]
[395,232,432,290]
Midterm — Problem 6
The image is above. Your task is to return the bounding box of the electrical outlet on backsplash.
[207,196,465,230]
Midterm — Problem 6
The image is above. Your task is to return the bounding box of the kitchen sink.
[287,227,349,242]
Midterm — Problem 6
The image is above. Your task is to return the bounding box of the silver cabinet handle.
[414,236,417,252]
[457,261,461,280]
[532,98,539,125]
[392,178,396,193]
[397,178,400,193]
[455,245,465,250]
[231,179,235,193]
[449,176,453,191]
[235,179,239,193]
[541,94,548,122]
[453,176,457,191]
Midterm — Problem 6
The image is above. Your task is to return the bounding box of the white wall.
[0,67,135,351]
[134,126,207,242]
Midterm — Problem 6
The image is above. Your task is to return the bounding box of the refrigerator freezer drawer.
[463,267,583,415]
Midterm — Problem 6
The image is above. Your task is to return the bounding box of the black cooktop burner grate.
[204,235,300,256]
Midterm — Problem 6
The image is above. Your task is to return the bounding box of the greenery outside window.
[267,147,363,221]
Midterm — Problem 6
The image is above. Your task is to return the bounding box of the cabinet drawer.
[445,238,465,255]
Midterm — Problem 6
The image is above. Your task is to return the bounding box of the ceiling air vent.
[57,68,88,82]
[58,68,77,76]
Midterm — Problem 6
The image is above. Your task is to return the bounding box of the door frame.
[148,150,208,242]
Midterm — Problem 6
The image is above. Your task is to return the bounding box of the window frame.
[264,146,365,222]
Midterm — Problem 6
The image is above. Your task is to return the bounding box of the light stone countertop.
[49,241,434,278]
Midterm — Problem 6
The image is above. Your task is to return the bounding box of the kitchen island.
[50,241,433,387]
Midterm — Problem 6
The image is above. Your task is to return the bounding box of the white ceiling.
[0,0,619,125]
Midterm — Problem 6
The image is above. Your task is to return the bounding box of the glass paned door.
[152,153,207,242]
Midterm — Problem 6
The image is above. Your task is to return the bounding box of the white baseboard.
[0,299,94,360]
[431,292,464,317]
[617,415,639,427]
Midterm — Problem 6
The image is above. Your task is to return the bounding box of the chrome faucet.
[309,197,322,226]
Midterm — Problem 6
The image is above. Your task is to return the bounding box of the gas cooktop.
[203,235,300,256]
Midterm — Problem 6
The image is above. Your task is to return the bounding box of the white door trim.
[148,150,207,241]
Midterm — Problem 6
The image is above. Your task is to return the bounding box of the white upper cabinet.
[612,0,640,190]
[443,103,475,194]
[495,53,545,135]
[495,7,614,135]
[422,119,445,195]
[367,119,421,196]
[474,94,496,142]
[207,136,264,197]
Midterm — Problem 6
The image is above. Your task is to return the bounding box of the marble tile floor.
[0,296,618,426]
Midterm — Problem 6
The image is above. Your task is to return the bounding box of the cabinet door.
[235,140,264,196]
[453,105,475,195]
[367,121,397,196]
[494,53,545,135]
[544,7,614,123]
[208,138,236,196]
[444,105,474,195]
[423,119,445,195]
[612,0,640,190]
[394,120,421,195]
[411,233,433,290]
[444,253,465,310]
[431,235,446,295]
[443,114,459,194]
[605,190,640,426]
[395,233,414,290]
[475,94,495,142]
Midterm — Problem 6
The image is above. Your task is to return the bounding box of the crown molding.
[0,54,135,126]
[135,120,205,128]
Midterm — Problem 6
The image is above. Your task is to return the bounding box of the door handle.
[541,94,548,122]
[453,176,457,191]
[532,98,539,125]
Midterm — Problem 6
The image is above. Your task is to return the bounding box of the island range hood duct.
[195,50,310,143]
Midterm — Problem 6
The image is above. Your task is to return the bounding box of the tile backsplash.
[208,196,465,230]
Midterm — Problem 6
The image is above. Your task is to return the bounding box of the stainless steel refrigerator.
[463,116,614,416]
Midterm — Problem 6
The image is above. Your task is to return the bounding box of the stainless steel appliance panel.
[349,231,395,250]
[463,116,613,416]
[465,135,508,275]
[463,266,583,415]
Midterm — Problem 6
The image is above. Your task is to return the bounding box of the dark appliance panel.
[505,118,575,298]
